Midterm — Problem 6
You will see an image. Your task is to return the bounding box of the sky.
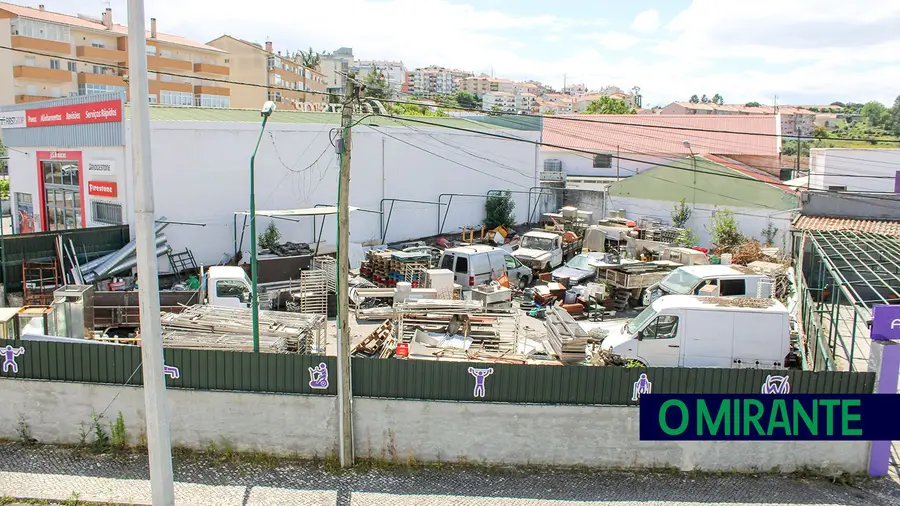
[14,0,900,107]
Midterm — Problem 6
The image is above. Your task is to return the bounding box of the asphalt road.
[1,443,899,505]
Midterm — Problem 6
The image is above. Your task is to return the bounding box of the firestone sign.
[3,100,123,129]
[88,181,118,198]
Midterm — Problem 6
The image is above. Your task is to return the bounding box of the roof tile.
[792,215,900,238]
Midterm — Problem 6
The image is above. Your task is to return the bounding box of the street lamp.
[250,100,276,353]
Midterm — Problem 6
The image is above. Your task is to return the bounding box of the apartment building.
[353,59,407,96]
[407,66,472,96]
[660,101,816,137]
[207,35,327,110]
[482,92,517,113]
[0,3,230,107]
[320,47,353,96]
[461,75,491,97]
[516,92,539,114]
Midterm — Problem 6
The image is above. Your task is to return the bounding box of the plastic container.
[395,342,409,357]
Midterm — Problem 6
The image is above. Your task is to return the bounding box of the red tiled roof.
[542,114,778,156]
[702,154,797,194]
[792,215,900,238]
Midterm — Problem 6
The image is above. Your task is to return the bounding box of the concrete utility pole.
[126,0,175,504]
[336,72,358,468]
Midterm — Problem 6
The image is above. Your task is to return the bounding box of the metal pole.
[336,72,356,468]
[125,1,174,504]
[249,114,270,353]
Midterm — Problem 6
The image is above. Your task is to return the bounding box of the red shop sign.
[25,100,122,128]
[88,180,118,198]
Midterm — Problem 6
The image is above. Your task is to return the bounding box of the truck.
[601,294,792,369]
[512,230,583,273]
[642,264,774,306]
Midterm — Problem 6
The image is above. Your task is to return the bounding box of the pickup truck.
[512,230,583,273]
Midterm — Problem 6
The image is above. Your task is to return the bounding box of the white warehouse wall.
[541,150,670,178]
[122,121,539,266]
[607,195,794,252]
[809,148,900,193]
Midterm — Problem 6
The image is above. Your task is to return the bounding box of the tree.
[706,210,744,252]
[860,101,889,128]
[813,125,829,139]
[296,46,320,69]
[670,198,692,229]
[362,67,391,100]
[484,192,515,229]
[830,101,845,107]
[674,229,698,247]
[711,93,724,105]
[700,94,710,103]
[891,95,900,136]
[689,94,700,104]
[454,91,478,109]
[583,96,634,114]
[744,101,761,107]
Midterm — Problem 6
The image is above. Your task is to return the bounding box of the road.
[0,443,898,505]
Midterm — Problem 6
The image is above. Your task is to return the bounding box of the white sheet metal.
[236,206,359,217]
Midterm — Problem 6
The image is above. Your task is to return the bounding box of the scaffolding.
[794,230,900,372]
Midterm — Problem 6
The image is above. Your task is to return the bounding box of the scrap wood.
[353,319,394,356]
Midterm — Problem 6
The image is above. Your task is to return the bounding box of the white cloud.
[631,10,660,33]
[576,32,640,51]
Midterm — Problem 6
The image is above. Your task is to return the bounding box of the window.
[79,83,126,96]
[146,45,157,56]
[91,201,123,225]
[92,65,114,75]
[640,315,679,340]
[593,154,612,168]
[719,279,746,297]
[11,19,70,42]
[67,61,77,72]
[505,255,519,270]
[149,94,158,104]
[216,280,247,300]
[159,90,193,106]
[13,193,34,234]
[195,94,230,108]
[828,185,847,191]
[454,256,468,274]
[91,41,105,48]
[41,160,82,232]
[439,254,454,270]
[49,59,60,70]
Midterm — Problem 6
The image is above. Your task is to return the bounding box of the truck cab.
[201,266,254,308]
[512,231,565,272]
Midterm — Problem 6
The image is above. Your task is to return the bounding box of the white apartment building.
[319,47,353,96]
[408,66,471,96]
[354,59,407,96]
[516,92,539,113]
[482,92,516,113]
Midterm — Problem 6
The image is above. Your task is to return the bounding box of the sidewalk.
[1,443,899,506]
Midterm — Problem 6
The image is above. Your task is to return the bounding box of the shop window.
[41,160,82,232]
[14,193,35,234]
[91,201,123,225]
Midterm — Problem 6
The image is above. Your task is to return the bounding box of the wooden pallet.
[353,320,394,356]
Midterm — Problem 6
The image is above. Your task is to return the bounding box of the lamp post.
[250,101,276,353]
[683,140,697,205]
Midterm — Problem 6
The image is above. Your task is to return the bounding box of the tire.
[518,276,529,290]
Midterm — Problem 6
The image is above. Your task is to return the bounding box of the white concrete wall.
[542,150,668,178]
[607,195,794,252]
[0,379,869,474]
[121,121,539,266]
[809,148,900,193]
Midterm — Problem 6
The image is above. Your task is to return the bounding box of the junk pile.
[80,221,172,285]
[160,305,326,354]
[544,305,600,363]
[268,242,313,257]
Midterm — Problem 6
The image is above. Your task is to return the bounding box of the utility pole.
[336,72,358,468]
[126,0,175,504]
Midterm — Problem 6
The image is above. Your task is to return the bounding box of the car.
[550,252,612,286]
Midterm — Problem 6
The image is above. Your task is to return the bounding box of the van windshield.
[626,306,658,335]
[660,268,703,295]
[520,236,554,251]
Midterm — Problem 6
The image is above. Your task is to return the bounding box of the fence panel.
[1,339,875,403]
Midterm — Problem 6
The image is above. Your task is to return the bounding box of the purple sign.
[871,305,900,341]
[894,170,899,194]
[163,364,180,379]
[2,345,25,374]
[308,362,329,389]
[761,375,791,394]
[468,367,493,398]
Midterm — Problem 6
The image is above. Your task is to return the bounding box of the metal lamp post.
[250,101,276,353]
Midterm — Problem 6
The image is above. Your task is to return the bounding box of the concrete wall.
[1,379,869,474]
[809,148,900,193]
[542,150,665,178]
[801,191,900,221]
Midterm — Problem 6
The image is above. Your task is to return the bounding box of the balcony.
[193,63,229,77]
[194,85,229,96]
[148,55,193,72]
[76,45,127,63]
[14,66,72,82]
[11,35,70,55]
[149,80,193,94]
[78,72,126,87]
[15,94,55,104]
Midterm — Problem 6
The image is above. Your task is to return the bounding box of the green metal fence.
[1,339,875,404]
[0,225,130,291]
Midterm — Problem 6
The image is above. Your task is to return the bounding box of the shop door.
[41,159,83,231]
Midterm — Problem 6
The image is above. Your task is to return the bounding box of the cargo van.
[601,295,790,368]
[643,264,773,305]
[439,245,525,289]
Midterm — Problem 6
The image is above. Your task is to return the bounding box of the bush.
[674,229,698,247]
[258,222,281,251]
[707,210,744,251]
[484,192,515,229]
[670,198,692,228]
[0,179,8,200]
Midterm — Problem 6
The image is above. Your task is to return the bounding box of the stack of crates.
[390,251,431,287]
[361,250,394,287]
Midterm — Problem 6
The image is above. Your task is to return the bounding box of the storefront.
[0,93,126,234]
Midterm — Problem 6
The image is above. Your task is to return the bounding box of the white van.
[438,245,510,289]
[644,264,773,305]
[601,295,790,368]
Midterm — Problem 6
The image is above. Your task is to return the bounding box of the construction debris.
[544,305,599,363]
[160,305,325,353]
[352,320,394,356]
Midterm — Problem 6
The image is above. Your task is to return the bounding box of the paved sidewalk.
[1,443,899,506]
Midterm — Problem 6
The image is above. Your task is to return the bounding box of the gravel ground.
[1,442,899,505]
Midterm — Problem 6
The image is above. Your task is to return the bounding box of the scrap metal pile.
[160,305,326,354]
[544,305,601,363]
[78,221,172,285]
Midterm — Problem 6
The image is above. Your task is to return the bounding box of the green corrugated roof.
[123,105,531,131]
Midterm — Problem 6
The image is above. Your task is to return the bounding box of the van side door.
[636,311,683,367]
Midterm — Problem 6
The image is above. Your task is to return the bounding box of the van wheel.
[518,276,529,290]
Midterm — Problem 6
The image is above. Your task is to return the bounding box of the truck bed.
[93,290,199,329]
[604,269,668,289]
